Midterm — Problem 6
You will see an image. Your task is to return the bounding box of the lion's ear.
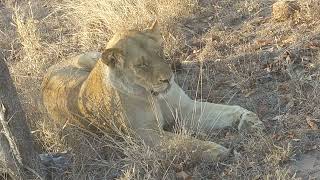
[145,20,162,43]
[101,48,123,68]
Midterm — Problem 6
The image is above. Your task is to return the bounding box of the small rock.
[272,0,300,21]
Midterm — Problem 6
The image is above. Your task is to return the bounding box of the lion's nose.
[159,78,170,83]
[159,75,172,84]
[159,74,172,84]
[158,71,173,84]
[160,79,170,83]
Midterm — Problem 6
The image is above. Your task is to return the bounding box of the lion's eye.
[136,62,149,69]
[136,57,149,69]
[136,62,148,69]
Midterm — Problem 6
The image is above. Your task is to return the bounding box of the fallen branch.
[0,132,22,179]
[0,55,46,179]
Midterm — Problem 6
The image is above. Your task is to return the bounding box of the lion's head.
[101,21,173,96]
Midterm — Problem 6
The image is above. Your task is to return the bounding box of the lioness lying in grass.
[42,21,264,161]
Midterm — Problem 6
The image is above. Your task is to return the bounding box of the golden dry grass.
[0,0,320,179]
[60,0,196,52]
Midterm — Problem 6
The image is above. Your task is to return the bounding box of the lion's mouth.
[150,75,174,96]
[150,83,171,96]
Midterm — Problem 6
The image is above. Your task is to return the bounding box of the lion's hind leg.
[164,133,232,162]
[136,130,231,162]
[177,138,232,162]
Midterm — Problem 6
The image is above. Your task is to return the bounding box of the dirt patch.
[290,151,320,179]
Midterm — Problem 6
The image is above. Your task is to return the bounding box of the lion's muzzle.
[151,75,174,96]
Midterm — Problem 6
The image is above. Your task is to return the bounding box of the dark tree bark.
[0,55,46,179]
[0,132,22,179]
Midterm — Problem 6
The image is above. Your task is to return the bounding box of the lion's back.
[41,54,98,126]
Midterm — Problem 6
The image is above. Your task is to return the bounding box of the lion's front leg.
[191,102,264,131]
[159,83,264,133]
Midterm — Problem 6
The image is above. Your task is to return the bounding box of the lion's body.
[42,57,120,132]
[42,22,263,162]
[42,27,170,135]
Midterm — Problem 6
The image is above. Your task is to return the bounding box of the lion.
[42,21,264,162]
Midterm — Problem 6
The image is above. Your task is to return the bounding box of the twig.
[0,102,23,179]
[0,101,22,165]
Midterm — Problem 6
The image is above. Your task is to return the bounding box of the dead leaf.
[176,171,192,180]
[287,131,295,139]
[272,134,281,141]
[272,115,285,121]
[280,35,296,46]
[306,116,319,130]
[277,83,290,93]
[256,39,273,46]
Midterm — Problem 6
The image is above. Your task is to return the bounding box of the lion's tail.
[77,51,102,70]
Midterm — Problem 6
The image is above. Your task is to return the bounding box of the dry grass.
[59,0,197,56]
[12,4,42,73]
[1,0,320,179]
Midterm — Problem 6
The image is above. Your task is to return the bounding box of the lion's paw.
[237,109,264,131]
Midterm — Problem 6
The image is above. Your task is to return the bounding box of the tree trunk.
[0,55,46,179]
